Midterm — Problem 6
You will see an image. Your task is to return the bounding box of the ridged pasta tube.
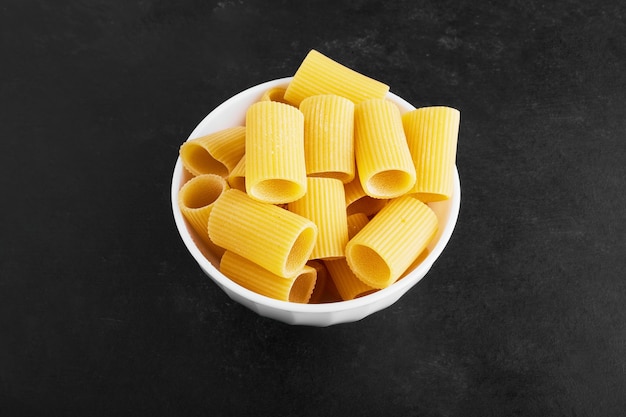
[283,49,389,106]
[354,98,416,199]
[299,94,355,183]
[220,252,317,303]
[179,126,246,177]
[177,174,229,257]
[245,101,307,204]
[402,106,460,201]
[208,189,317,278]
[324,258,377,301]
[288,177,349,260]
[345,194,438,289]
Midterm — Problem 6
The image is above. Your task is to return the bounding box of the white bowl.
[171,77,461,327]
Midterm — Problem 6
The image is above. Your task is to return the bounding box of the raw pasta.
[324,258,377,301]
[260,86,290,104]
[299,94,355,183]
[207,189,317,278]
[402,106,460,201]
[176,50,461,305]
[220,252,317,303]
[306,260,328,304]
[179,126,245,177]
[245,101,307,204]
[177,174,229,257]
[345,194,438,289]
[344,175,388,216]
[288,177,349,260]
[354,98,416,199]
[227,155,246,192]
[346,213,370,239]
[283,49,389,106]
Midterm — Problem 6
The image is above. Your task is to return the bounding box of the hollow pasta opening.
[288,267,317,303]
[250,179,304,204]
[284,226,317,277]
[180,175,226,209]
[347,244,391,288]
[181,143,229,177]
[366,170,414,199]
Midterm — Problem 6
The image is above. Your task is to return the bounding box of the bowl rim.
[171,77,461,315]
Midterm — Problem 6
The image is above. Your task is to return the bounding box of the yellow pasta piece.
[245,101,307,204]
[402,106,460,201]
[180,126,246,177]
[227,154,246,192]
[207,189,317,278]
[283,49,390,106]
[306,260,328,304]
[260,87,290,104]
[177,174,229,258]
[299,94,355,183]
[288,177,349,260]
[346,213,370,239]
[324,258,377,301]
[220,252,317,303]
[344,176,388,216]
[345,194,438,289]
[354,98,416,199]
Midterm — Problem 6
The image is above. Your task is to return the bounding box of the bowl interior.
[171,77,460,324]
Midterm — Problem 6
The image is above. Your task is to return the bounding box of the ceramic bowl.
[171,77,460,327]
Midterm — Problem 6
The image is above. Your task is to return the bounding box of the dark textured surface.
[2,1,626,416]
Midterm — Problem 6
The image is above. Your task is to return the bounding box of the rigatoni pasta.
[207,189,317,278]
[354,98,416,199]
[324,258,377,301]
[176,50,461,306]
[245,101,307,204]
[178,174,229,257]
[283,49,389,106]
[344,175,388,216]
[180,126,246,177]
[299,94,355,183]
[260,86,290,104]
[288,177,349,260]
[227,155,246,192]
[346,213,370,239]
[220,252,317,303]
[345,194,438,289]
[402,106,461,201]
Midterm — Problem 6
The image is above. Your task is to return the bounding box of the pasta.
[306,260,328,304]
[324,258,377,301]
[354,98,416,199]
[175,51,461,305]
[402,106,460,201]
[245,100,307,204]
[207,189,317,278]
[227,155,246,192]
[288,177,349,260]
[220,252,317,303]
[299,94,355,183]
[283,49,389,106]
[179,126,246,177]
[345,194,438,289]
[177,174,229,257]
[324,208,376,301]
[344,175,388,216]
[260,86,290,104]
[346,213,370,239]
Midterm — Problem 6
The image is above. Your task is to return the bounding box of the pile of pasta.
[178,49,460,304]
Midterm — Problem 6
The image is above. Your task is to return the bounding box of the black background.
[2,1,626,416]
